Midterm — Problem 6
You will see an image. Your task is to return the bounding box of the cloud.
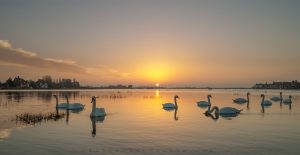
[0,40,86,73]
[87,65,130,79]
[0,40,11,48]
[0,39,130,82]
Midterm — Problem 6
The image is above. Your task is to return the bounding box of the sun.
[155,83,160,87]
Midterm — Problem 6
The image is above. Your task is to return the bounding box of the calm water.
[0,89,299,155]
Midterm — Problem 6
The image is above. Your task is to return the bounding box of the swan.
[162,95,179,109]
[283,96,292,104]
[204,95,242,116]
[205,106,242,116]
[65,96,85,110]
[261,94,272,106]
[233,92,250,104]
[53,95,68,109]
[197,95,212,107]
[90,96,106,117]
[270,92,283,102]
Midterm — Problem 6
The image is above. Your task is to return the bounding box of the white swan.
[233,92,250,104]
[65,96,85,110]
[162,95,179,109]
[261,94,272,106]
[204,95,242,116]
[90,96,106,117]
[283,96,292,104]
[54,95,68,109]
[270,92,283,102]
[197,95,212,107]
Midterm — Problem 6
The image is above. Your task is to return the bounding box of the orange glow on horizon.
[137,63,173,83]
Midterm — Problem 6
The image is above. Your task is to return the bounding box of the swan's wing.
[162,103,174,107]
[57,103,68,108]
[197,101,209,107]
[282,99,291,103]
[162,103,176,110]
[220,107,242,114]
[233,98,247,103]
[270,96,280,101]
[197,101,208,104]
[68,103,85,110]
[95,108,106,112]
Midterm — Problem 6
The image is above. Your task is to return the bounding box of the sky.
[0,0,300,87]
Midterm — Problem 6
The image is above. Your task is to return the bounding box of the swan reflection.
[174,109,178,121]
[90,116,106,137]
[162,106,179,121]
[65,109,70,124]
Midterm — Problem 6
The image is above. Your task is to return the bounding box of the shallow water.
[0,89,299,155]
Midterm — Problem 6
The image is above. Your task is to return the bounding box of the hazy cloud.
[0,40,130,81]
[0,40,87,73]
[87,65,130,79]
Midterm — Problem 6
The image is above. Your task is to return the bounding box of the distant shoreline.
[1,87,300,91]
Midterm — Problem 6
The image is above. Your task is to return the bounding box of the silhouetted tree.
[6,77,14,87]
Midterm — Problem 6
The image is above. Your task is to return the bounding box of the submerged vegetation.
[16,111,65,125]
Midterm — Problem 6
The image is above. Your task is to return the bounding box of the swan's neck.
[92,100,96,114]
[66,97,69,106]
[211,106,219,114]
[207,105,211,113]
[247,94,250,107]
[261,96,265,105]
[207,96,211,105]
[247,94,249,102]
[280,93,283,100]
[261,105,265,113]
[55,97,58,107]
[174,97,178,108]
[207,105,219,114]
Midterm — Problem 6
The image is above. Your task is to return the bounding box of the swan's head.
[280,92,282,95]
[289,95,292,99]
[247,92,250,96]
[53,95,58,99]
[208,94,212,98]
[91,96,96,103]
[174,95,179,99]
[261,94,265,98]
